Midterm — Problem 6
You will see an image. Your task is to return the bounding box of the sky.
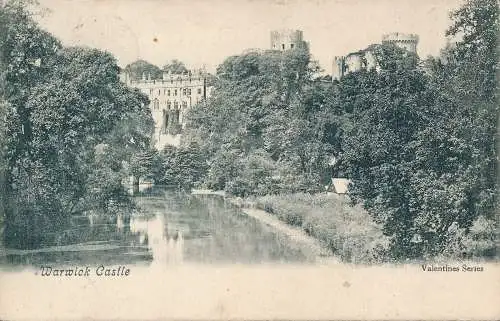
[35,0,465,74]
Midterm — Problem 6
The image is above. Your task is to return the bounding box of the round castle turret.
[270,29,304,51]
[382,32,419,54]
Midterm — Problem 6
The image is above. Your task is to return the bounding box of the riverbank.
[191,189,227,197]
[192,190,338,264]
[192,189,389,264]
[251,193,390,264]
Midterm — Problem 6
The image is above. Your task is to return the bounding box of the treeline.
[124,59,189,80]
[158,0,498,261]
[0,2,154,248]
[182,46,336,195]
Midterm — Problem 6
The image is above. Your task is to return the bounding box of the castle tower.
[382,32,419,54]
[270,29,304,51]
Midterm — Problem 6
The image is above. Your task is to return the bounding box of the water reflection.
[0,188,315,268]
[130,213,184,265]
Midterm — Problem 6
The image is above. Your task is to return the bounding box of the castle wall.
[332,56,344,81]
[332,32,419,81]
[364,51,378,70]
[344,53,363,73]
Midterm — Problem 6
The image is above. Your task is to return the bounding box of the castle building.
[270,29,306,51]
[121,70,212,149]
[332,32,419,81]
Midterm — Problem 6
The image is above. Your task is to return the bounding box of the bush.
[255,193,390,263]
[456,216,496,259]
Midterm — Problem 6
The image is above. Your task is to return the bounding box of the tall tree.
[340,0,498,260]
[1,3,154,248]
[163,59,188,74]
[419,0,498,258]
[123,59,162,80]
[183,46,331,195]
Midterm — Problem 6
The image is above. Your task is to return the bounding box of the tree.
[123,59,162,80]
[162,59,188,74]
[182,45,330,194]
[156,143,208,191]
[418,0,498,258]
[1,2,154,248]
[1,1,63,248]
[338,44,436,259]
[339,0,498,260]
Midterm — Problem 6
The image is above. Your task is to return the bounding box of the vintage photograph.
[0,0,498,319]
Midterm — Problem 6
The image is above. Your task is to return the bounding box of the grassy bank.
[247,193,390,264]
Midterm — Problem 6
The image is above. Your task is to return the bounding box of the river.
[0,187,317,268]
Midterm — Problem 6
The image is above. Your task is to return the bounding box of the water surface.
[0,188,315,268]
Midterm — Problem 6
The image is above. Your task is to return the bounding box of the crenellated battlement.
[382,32,419,43]
[382,32,419,54]
[122,69,208,87]
[127,76,205,87]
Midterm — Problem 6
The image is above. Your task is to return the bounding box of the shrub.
[255,193,390,263]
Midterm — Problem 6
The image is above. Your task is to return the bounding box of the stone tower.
[270,29,304,51]
[382,32,419,54]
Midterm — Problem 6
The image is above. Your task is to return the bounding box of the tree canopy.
[162,59,189,75]
[0,2,154,248]
[123,59,162,80]
[338,0,498,259]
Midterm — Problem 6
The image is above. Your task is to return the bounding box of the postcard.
[0,0,498,320]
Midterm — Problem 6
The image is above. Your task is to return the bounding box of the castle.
[120,30,419,149]
[268,30,419,81]
[121,70,213,149]
[332,32,419,81]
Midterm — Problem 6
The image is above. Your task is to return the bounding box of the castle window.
[182,88,187,96]
[174,89,178,96]
[158,89,161,95]
[167,90,170,96]
[174,101,179,109]
[167,101,171,109]
[197,88,202,95]
[187,88,191,96]
[290,43,294,49]
[182,101,188,108]
[282,44,285,50]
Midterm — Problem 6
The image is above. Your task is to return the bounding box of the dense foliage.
[162,59,189,75]
[182,46,338,196]
[154,143,208,190]
[0,2,154,248]
[0,0,496,263]
[123,59,162,80]
[253,193,389,263]
[124,59,190,80]
[339,0,498,260]
[179,0,497,261]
